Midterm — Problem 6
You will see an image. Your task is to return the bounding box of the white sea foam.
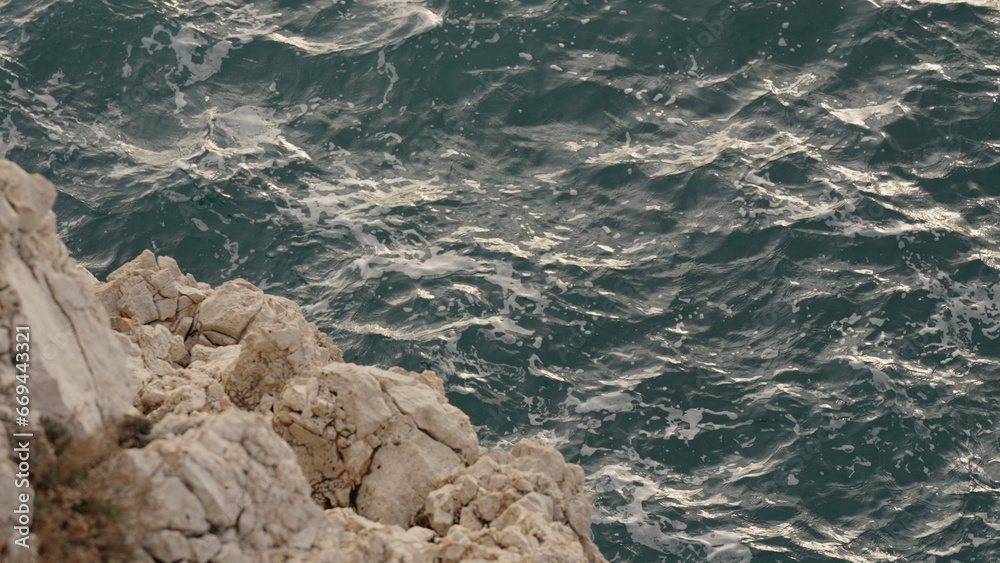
[266,0,442,56]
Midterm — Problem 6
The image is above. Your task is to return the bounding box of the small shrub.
[117,415,153,449]
[40,416,68,446]
[31,417,153,562]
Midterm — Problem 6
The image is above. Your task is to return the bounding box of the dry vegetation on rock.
[31,417,153,563]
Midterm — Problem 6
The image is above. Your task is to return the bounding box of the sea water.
[3,0,1000,560]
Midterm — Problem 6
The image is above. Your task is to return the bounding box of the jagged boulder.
[225,292,343,409]
[195,279,267,345]
[122,410,329,562]
[124,410,468,563]
[271,363,482,526]
[418,440,605,562]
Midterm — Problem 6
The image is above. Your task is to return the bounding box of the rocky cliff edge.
[0,159,608,563]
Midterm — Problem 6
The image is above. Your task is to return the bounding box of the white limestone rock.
[415,439,605,563]
[190,534,222,563]
[224,294,343,409]
[123,411,329,559]
[93,249,344,417]
[117,275,161,325]
[195,279,268,344]
[186,344,242,383]
[0,159,55,233]
[356,416,465,528]
[123,411,447,563]
[0,159,139,436]
[138,373,232,421]
[95,249,208,347]
[212,544,250,563]
[143,530,194,563]
[383,376,480,463]
[319,508,439,563]
[271,362,480,528]
[133,323,188,377]
[177,284,207,304]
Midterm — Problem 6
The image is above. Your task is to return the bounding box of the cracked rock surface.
[0,159,608,562]
[0,160,140,437]
[0,160,142,556]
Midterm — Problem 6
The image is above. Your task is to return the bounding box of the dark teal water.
[4,0,1000,560]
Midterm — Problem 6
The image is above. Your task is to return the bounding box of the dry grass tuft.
[32,416,154,563]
